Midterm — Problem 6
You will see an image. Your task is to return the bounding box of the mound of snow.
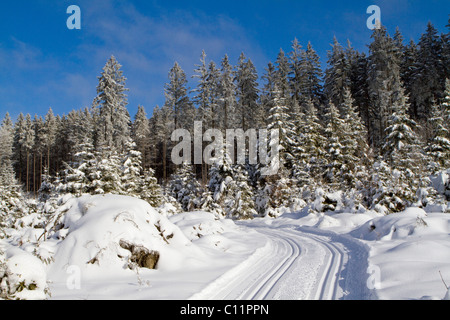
[1,244,48,300]
[350,207,429,241]
[348,207,450,300]
[169,211,250,252]
[47,194,206,284]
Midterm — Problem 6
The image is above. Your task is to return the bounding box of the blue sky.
[0,0,449,121]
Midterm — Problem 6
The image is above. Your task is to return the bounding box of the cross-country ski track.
[189,222,374,300]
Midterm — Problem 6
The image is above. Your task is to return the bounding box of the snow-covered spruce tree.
[206,148,256,219]
[94,55,131,153]
[257,90,297,217]
[90,146,124,195]
[379,85,429,211]
[132,105,151,169]
[323,102,347,189]
[442,79,450,134]
[139,167,165,208]
[339,88,372,188]
[261,62,277,126]
[41,108,58,174]
[235,52,261,130]
[0,113,16,188]
[207,148,233,217]
[192,51,211,126]
[426,102,450,172]
[411,22,445,120]
[227,164,257,220]
[291,98,327,200]
[324,36,352,109]
[37,167,59,215]
[367,25,402,149]
[62,139,97,196]
[169,163,203,212]
[289,38,304,104]
[121,140,145,197]
[0,113,27,228]
[298,42,323,106]
[266,84,296,171]
[219,54,237,130]
[166,61,195,132]
[368,157,405,214]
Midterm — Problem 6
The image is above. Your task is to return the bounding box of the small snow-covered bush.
[0,246,49,300]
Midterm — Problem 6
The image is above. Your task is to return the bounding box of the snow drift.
[47,194,207,284]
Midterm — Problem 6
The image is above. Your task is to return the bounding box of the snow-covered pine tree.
[267,84,296,168]
[166,61,194,132]
[0,113,27,227]
[121,140,144,197]
[227,163,257,220]
[90,146,124,195]
[258,86,298,217]
[339,87,372,189]
[235,52,261,130]
[0,113,16,188]
[412,22,445,120]
[206,61,221,130]
[169,163,203,212]
[348,51,371,138]
[261,62,277,126]
[42,108,57,174]
[291,99,327,198]
[442,79,450,134]
[275,49,292,107]
[324,37,352,109]
[192,51,211,125]
[153,103,174,182]
[426,102,450,172]
[132,105,151,169]
[219,54,237,130]
[207,148,233,217]
[323,102,346,189]
[298,42,323,106]
[95,56,131,153]
[368,157,405,214]
[289,38,304,105]
[381,85,428,210]
[62,138,96,196]
[367,25,401,149]
[32,115,45,194]
[21,114,35,193]
[140,167,165,208]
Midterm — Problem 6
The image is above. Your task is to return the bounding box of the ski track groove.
[189,224,370,300]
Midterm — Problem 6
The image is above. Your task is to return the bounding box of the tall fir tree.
[367,25,402,149]
[219,54,237,130]
[412,22,445,119]
[235,52,261,130]
[132,105,151,169]
[166,62,194,132]
[324,37,352,109]
[95,56,131,153]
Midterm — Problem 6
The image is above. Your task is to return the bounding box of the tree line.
[1,20,450,224]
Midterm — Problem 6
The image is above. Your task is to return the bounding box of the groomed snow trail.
[189,223,373,300]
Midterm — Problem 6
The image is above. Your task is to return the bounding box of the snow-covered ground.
[1,194,449,300]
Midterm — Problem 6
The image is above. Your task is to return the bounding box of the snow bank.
[47,194,205,284]
[345,207,450,300]
[41,195,267,299]
[0,243,48,300]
